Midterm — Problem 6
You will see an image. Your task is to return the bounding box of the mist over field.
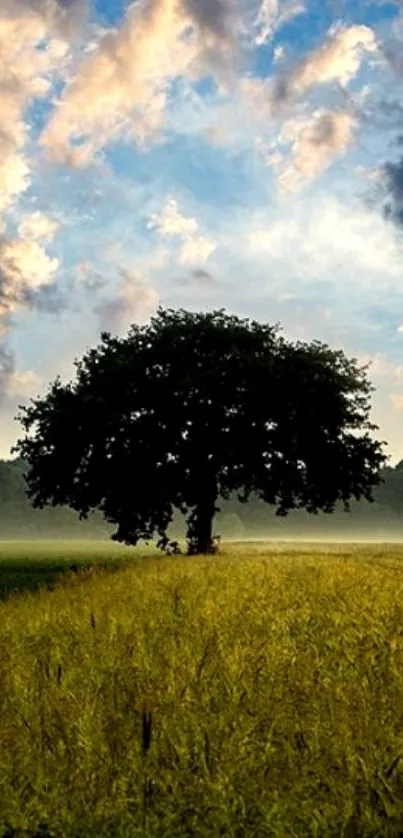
[3,456,403,543]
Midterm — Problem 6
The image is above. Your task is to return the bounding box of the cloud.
[273,44,286,63]
[0,0,402,460]
[40,0,241,166]
[185,267,216,284]
[0,345,14,400]
[148,198,198,237]
[0,239,58,300]
[355,352,403,382]
[243,194,403,297]
[0,0,79,398]
[277,108,355,187]
[40,0,186,164]
[197,24,377,186]
[94,267,159,335]
[0,235,59,405]
[18,211,60,241]
[76,259,107,293]
[183,0,235,42]
[5,368,41,399]
[5,0,90,40]
[0,155,30,216]
[175,267,218,293]
[272,24,378,104]
[202,75,275,151]
[0,234,60,405]
[0,11,43,214]
[179,236,216,264]
[383,157,403,225]
[0,1,76,217]
[391,394,403,412]
[147,197,216,264]
[253,0,306,47]
[43,0,89,39]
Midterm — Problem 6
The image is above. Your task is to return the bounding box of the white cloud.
[0,0,75,385]
[0,239,59,309]
[273,43,286,63]
[40,0,241,166]
[18,211,60,242]
[273,24,378,103]
[76,259,106,292]
[243,194,403,297]
[179,235,216,264]
[0,154,31,215]
[253,0,306,47]
[0,2,74,218]
[247,217,302,253]
[199,25,375,180]
[277,108,355,188]
[148,198,198,237]
[40,0,187,163]
[148,198,216,264]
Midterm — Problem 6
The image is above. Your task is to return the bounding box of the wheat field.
[1,540,403,836]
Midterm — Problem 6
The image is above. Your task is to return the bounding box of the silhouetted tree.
[14,307,386,554]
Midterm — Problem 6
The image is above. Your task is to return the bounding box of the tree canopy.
[14,307,386,554]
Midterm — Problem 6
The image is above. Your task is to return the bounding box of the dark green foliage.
[14,307,386,554]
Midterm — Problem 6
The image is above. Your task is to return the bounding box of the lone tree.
[14,307,386,555]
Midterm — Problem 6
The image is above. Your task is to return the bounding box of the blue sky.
[1,0,403,461]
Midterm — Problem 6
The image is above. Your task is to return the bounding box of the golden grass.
[1,541,403,836]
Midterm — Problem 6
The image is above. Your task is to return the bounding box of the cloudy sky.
[1,0,403,462]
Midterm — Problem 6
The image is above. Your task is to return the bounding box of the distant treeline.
[0,459,112,540]
[1,458,403,540]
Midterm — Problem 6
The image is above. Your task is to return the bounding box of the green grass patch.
[1,542,403,836]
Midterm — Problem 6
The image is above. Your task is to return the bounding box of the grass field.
[1,540,403,836]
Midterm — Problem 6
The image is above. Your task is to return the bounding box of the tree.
[14,307,386,555]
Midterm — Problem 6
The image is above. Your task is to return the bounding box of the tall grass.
[1,542,403,836]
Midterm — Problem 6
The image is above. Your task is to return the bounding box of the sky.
[2,0,403,463]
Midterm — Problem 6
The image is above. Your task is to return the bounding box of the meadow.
[1,540,403,836]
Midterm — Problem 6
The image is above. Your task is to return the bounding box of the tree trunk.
[186,498,217,555]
